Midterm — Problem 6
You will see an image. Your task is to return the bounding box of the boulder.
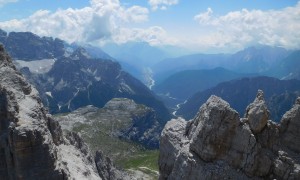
[245,90,270,134]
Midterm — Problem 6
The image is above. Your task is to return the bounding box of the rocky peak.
[0,29,66,60]
[255,89,264,101]
[0,29,7,36]
[188,95,240,161]
[70,47,91,60]
[245,89,270,134]
[159,90,300,179]
[0,29,7,43]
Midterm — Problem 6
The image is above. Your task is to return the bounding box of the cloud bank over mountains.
[0,0,152,44]
[194,2,300,51]
[0,0,299,52]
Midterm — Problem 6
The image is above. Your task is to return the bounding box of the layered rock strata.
[159,90,300,179]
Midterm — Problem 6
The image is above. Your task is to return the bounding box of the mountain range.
[0,29,171,124]
[176,76,300,122]
[267,50,300,80]
[151,45,294,84]
[153,67,256,108]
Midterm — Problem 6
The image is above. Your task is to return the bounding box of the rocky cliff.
[159,90,300,179]
[0,44,102,179]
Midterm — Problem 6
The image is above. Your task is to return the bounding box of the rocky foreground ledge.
[159,90,300,179]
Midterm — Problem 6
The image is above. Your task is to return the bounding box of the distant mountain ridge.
[177,76,300,122]
[0,29,171,124]
[152,53,229,83]
[0,29,66,60]
[152,45,293,83]
[267,50,300,80]
[26,47,171,123]
[228,46,289,73]
[153,67,256,100]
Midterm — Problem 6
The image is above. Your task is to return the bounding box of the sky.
[0,0,299,53]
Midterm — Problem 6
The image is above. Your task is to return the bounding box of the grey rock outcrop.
[280,97,300,153]
[0,44,100,179]
[159,91,300,179]
[245,89,270,133]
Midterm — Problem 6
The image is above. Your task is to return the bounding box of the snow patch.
[95,76,101,81]
[14,59,56,74]
[281,73,293,80]
[45,91,53,98]
[120,82,135,94]
[54,79,66,91]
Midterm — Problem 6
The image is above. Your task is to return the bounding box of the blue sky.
[0,0,299,52]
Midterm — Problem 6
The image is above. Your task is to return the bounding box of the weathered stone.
[159,93,300,180]
[159,118,189,179]
[189,95,240,162]
[245,90,270,134]
[280,97,300,153]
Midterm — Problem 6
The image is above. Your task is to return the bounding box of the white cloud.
[0,0,18,7]
[113,26,178,46]
[148,0,178,10]
[0,0,149,43]
[194,7,213,24]
[193,2,300,51]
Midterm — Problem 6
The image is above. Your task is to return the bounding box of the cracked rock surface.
[159,90,300,180]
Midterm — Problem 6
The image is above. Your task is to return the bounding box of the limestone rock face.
[245,89,270,133]
[0,44,100,179]
[189,96,240,162]
[159,118,189,179]
[280,97,300,153]
[0,44,65,179]
[159,91,300,180]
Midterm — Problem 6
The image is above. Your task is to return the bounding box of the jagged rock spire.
[245,89,270,134]
[255,89,264,101]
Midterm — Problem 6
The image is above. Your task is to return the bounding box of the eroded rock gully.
[159,90,300,179]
